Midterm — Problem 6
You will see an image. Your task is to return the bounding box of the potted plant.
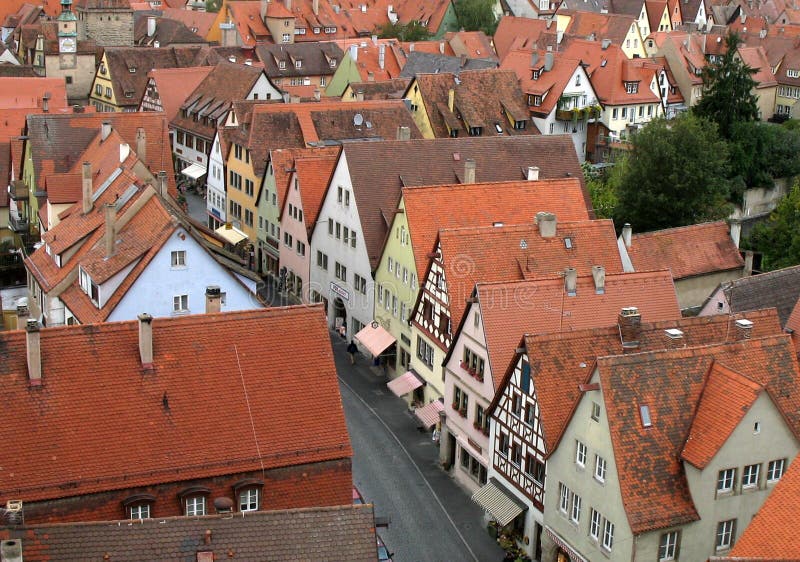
[476,371,484,382]
[459,406,467,417]
[460,360,469,371]
[452,400,460,411]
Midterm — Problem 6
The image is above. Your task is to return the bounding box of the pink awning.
[387,370,424,397]
[354,323,396,357]
[415,400,444,428]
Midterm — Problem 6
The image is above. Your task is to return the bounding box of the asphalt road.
[332,335,506,562]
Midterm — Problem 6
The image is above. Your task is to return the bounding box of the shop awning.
[415,399,444,428]
[471,478,527,527]
[214,224,248,245]
[387,370,425,397]
[354,322,396,357]
[544,526,588,562]
[181,162,207,180]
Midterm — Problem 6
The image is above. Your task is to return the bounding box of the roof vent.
[601,39,612,50]
[493,222,504,227]
[665,328,684,339]
[735,318,754,339]
[520,239,528,249]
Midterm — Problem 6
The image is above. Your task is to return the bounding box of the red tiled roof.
[161,7,217,37]
[0,77,68,110]
[563,10,638,45]
[145,66,213,122]
[680,362,764,469]
[476,270,680,388]
[0,306,351,504]
[626,221,744,280]
[493,16,558,61]
[787,299,800,355]
[44,172,82,205]
[435,219,623,337]
[332,39,404,82]
[500,49,587,116]
[294,149,340,238]
[599,334,800,533]
[493,308,782,460]
[444,31,497,60]
[726,453,800,559]
[403,178,591,281]
[737,45,778,87]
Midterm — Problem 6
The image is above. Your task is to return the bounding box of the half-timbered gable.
[476,308,783,559]
[414,241,451,351]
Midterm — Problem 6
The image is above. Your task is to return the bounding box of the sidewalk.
[331,333,506,562]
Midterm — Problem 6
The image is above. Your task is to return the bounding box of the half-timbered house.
[440,270,681,494]
[408,216,625,403]
[480,308,783,559]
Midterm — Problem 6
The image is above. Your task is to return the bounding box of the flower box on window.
[476,372,484,382]
[460,360,469,371]
[468,367,477,377]
[459,407,467,417]
[473,421,482,430]
[452,401,460,411]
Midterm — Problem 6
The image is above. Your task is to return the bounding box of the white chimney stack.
[82,161,93,214]
[26,319,42,385]
[622,223,632,249]
[350,44,358,62]
[564,267,577,296]
[119,142,130,163]
[138,313,154,367]
[592,265,605,294]
[101,121,112,141]
[136,127,146,163]
[147,16,157,38]
[527,166,539,181]
[537,212,557,238]
[464,159,476,184]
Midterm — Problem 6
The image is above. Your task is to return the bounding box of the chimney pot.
[527,166,539,181]
[618,306,641,349]
[622,223,632,249]
[82,161,93,214]
[205,286,222,314]
[138,313,154,367]
[355,90,365,101]
[665,328,684,348]
[536,211,557,237]
[463,159,476,184]
[564,267,577,296]
[26,319,42,384]
[592,265,605,293]
[119,142,130,164]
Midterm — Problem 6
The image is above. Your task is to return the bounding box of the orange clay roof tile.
[0,306,351,504]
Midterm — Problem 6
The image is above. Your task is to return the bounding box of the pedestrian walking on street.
[347,340,358,364]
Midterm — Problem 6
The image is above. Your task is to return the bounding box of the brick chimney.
[136,127,146,164]
[138,313,154,367]
[104,203,116,257]
[621,223,632,249]
[82,161,93,214]
[618,306,641,349]
[464,159,476,184]
[735,318,753,339]
[26,319,42,385]
[564,267,577,296]
[205,286,222,313]
[536,211,556,238]
[527,166,539,181]
[592,265,605,294]
[665,328,684,348]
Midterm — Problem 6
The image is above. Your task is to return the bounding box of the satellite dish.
[365,121,373,129]
[353,113,364,126]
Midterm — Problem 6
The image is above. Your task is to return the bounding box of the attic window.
[128,66,136,73]
[639,405,652,428]
[314,27,321,34]
[527,94,542,106]
[295,60,302,68]
[520,239,528,249]
[788,69,800,78]
[625,82,639,94]
[564,237,573,249]
[279,61,286,70]
[330,59,337,68]
[532,69,540,79]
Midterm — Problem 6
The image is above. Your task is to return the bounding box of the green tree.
[454,0,498,35]
[205,0,221,12]
[582,160,618,219]
[377,20,432,41]
[746,181,800,270]
[693,32,759,139]
[613,114,732,232]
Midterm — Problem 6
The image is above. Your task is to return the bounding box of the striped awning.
[414,399,444,428]
[544,525,588,562]
[387,370,424,397]
[471,478,526,527]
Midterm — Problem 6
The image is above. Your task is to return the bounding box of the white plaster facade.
[308,152,374,337]
[279,171,311,304]
[206,131,227,229]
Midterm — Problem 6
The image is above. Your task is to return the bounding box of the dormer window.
[532,69,540,79]
[788,69,800,78]
[330,59,337,68]
[279,60,286,69]
[314,27,321,33]
[625,82,639,94]
[128,66,136,73]
[295,59,302,68]
[527,94,542,106]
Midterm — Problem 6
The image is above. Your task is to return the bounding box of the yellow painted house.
[225,140,260,245]
[89,53,118,112]
[403,79,436,138]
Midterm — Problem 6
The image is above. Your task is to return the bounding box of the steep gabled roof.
[680,362,764,469]
[435,219,623,333]
[722,264,800,326]
[294,150,340,238]
[143,66,213,121]
[344,77,411,100]
[599,334,800,533]
[0,77,68,109]
[726,447,800,559]
[399,51,498,77]
[500,49,587,116]
[403,178,591,281]
[490,308,782,458]
[342,135,588,270]
[564,10,639,44]
[737,45,778,87]
[0,306,351,504]
[626,221,744,280]
[134,14,208,47]
[0,505,378,562]
[256,42,344,78]
[493,16,558,61]
[161,7,217,37]
[476,270,680,388]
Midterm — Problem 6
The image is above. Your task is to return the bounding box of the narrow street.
[331,335,506,562]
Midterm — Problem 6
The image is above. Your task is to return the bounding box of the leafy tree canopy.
[693,31,759,139]
[612,114,732,232]
[377,20,432,41]
[205,0,221,12]
[746,180,800,270]
[454,0,498,35]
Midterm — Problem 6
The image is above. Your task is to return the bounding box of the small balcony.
[9,214,28,233]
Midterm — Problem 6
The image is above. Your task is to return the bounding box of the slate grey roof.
[725,264,800,326]
[256,42,344,78]
[3,505,378,561]
[399,51,498,78]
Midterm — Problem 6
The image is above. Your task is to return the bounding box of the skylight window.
[564,237,573,249]
[639,405,652,428]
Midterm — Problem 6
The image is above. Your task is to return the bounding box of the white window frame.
[594,455,607,483]
[559,483,570,514]
[185,496,205,516]
[589,509,601,540]
[570,492,581,524]
[742,463,760,489]
[173,294,188,313]
[602,518,614,550]
[715,519,735,551]
[576,441,587,467]
[768,458,785,482]
[717,468,735,493]
[658,531,678,561]
[130,504,150,519]
[239,488,259,512]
